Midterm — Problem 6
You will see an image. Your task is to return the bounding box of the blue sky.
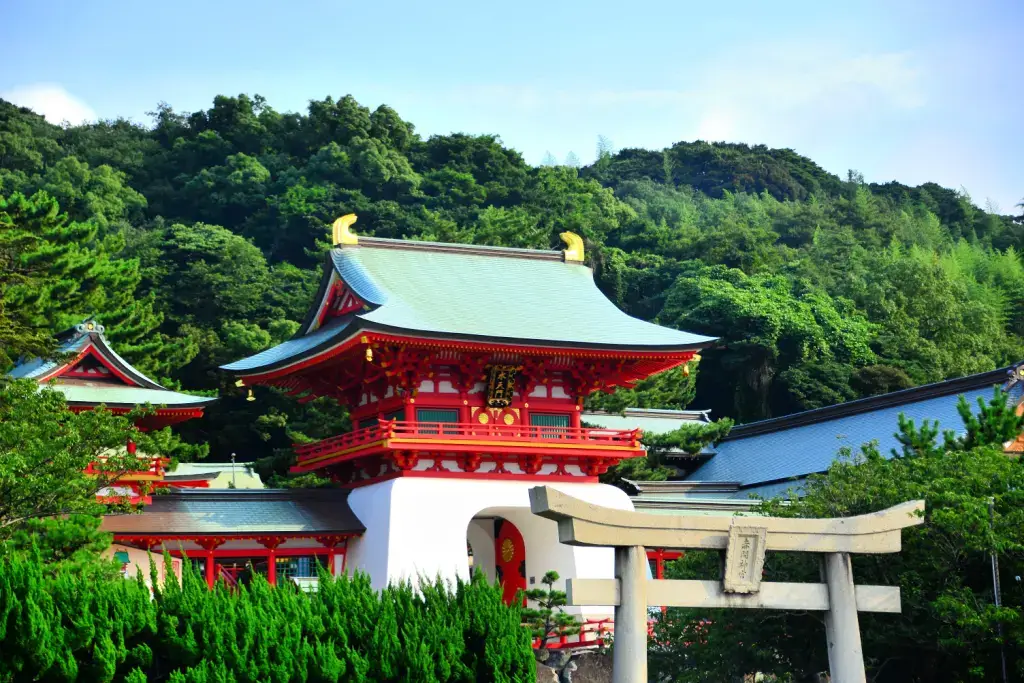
[2,0,1022,212]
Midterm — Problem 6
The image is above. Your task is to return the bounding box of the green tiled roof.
[51,383,216,408]
[224,238,714,373]
[335,239,713,348]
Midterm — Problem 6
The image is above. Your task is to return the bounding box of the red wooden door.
[494,518,527,606]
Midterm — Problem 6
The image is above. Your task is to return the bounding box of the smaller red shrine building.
[8,319,218,496]
[8,319,216,427]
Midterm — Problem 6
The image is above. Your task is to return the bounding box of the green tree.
[600,418,734,488]
[659,265,876,421]
[0,379,203,559]
[5,88,1022,462]
[521,570,579,650]
[0,191,189,380]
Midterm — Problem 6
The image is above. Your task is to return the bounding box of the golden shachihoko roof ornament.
[333,214,359,246]
[560,231,584,262]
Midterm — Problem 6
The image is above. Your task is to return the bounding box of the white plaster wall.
[466,518,496,581]
[106,543,181,589]
[344,478,632,619]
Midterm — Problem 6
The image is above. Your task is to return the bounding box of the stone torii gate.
[529,486,925,683]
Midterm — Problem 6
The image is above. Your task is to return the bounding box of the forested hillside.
[3,93,1023,463]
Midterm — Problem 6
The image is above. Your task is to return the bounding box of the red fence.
[295,420,640,462]
[532,618,662,650]
[84,455,167,479]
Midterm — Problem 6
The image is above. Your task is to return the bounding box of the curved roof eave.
[222,317,713,378]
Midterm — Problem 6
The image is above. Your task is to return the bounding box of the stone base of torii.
[529,486,925,683]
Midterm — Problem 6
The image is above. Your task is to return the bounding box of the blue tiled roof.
[7,334,86,379]
[732,480,808,500]
[221,319,355,372]
[689,385,999,488]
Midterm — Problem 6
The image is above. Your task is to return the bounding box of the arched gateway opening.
[467,515,527,606]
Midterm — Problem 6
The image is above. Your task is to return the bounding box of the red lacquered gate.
[494,518,527,606]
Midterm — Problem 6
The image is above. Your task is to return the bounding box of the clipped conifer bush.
[0,553,535,682]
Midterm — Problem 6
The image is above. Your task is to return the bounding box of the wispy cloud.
[1,83,97,124]
[443,85,693,112]
[436,46,925,146]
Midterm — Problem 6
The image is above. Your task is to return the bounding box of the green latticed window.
[530,413,569,438]
[416,408,459,434]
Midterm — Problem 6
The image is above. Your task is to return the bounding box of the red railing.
[533,619,614,650]
[84,456,167,479]
[294,420,641,462]
[531,618,660,650]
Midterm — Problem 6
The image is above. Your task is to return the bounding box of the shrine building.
[212,217,713,610]
[8,319,217,501]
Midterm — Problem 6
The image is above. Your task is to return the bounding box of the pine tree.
[950,387,1024,450]
[0,191,193,380]
[521,570,579,649]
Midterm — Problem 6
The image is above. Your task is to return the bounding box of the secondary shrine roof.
[222,236,714,375]
[7,320,215,410]
[100,489,365,536]
[687,366,1010,497]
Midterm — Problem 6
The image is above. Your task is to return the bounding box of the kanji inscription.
[723,525,768,594]
[485,365,518,408]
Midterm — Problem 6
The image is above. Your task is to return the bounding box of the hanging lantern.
[365,347,374,362]
[246,388,255,402]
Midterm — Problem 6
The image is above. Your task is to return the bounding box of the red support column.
[206,552,215,588]
[259,537,284,586]
[571,402,582,429]
[316,536,340,577]
[198,539,224,589]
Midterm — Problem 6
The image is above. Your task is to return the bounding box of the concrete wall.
[345,478,632,619]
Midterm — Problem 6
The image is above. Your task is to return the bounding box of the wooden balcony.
[291,420,643,475]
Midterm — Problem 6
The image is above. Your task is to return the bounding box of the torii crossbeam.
[529,486,925,683]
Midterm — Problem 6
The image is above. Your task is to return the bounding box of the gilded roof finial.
[332,214,359,246]
[560,231,584,262]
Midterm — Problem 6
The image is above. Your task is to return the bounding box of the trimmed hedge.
[0,554,535,682]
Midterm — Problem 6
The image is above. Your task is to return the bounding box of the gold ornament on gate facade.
[485,365,518,408]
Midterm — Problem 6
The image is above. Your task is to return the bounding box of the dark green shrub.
[0,554,534,682]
